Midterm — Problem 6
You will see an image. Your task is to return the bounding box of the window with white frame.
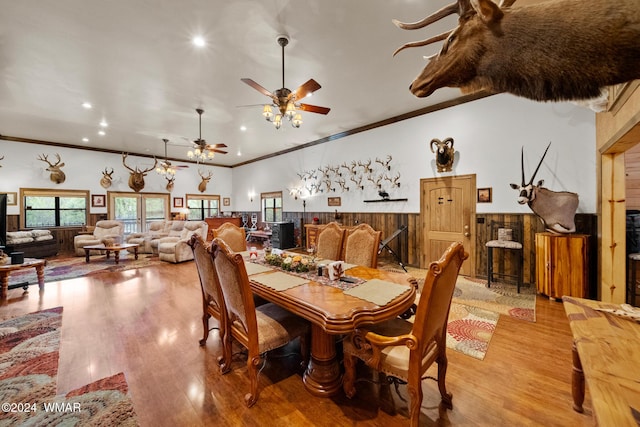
[261,191,282,223]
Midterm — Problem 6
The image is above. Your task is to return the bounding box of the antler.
[199,169,213,180]
[122,153,135,172]
[103,167,114,176]
[527,142,552,186]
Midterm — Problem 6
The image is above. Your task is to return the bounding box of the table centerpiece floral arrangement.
[264,252,316,273]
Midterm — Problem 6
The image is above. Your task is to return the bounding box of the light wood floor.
[0,254,593,426]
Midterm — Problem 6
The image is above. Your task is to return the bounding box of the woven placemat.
[251,271,309,291]
[343,279,410,306]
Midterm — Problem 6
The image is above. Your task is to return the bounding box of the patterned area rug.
[8,254,162,287]
[381,263,536,360]
[0,308,138,426]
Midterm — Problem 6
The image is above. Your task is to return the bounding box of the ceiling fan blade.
[206,143,227,149]
[298,103,331,115]
[241,78,276,100]
[293,79,321,100]
[211,149,228,154]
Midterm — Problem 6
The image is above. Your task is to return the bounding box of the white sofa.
[74,220,124,256]
[126,220,175,254]
[157,221,208,263]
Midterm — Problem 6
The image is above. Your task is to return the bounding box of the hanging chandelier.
[186,109,228,162]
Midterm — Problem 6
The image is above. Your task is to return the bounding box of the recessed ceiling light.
[82,137,89,142]
[82,102,92,109]
[192,36,206,47]
[237,150,242,156]
[98,130,106,136]
[240,126,247,131]
[99,120,108,127]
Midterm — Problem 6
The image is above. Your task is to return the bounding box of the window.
[21,189,89,228]
[185,194,220,220]
[261,191,282,223]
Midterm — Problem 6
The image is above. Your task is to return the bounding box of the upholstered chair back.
[343,223,382,268]
[93,220,124,240]
[211,238,254,343]
[188,234,227,350]
[213,222,247,252]
[315,222,346,261]
[168,221,185,237]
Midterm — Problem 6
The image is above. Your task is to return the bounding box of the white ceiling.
[0,0,479,167]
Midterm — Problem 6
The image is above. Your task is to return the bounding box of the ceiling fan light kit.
[186,108,227,162]
[242,34,329,130]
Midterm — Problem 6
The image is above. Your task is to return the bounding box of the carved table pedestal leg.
[302,323,342,397]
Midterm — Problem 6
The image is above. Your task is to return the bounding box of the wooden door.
[420,174,476,276]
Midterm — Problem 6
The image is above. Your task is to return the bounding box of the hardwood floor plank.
[0,257,594,426]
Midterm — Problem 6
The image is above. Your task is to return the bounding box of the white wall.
[0,140,232,216]
[1,94,596,218]
[232,94,597,214]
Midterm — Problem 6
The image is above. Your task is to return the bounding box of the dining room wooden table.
[246,255,417,397]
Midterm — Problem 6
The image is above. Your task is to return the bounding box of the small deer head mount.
[100,167,114,189]
[165,175,175,192]
[430,137,455,173]
[122,153,157,192]
[198,169,213,193]
[37,153,66,183]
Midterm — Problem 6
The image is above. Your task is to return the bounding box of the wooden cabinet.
[205,217,242,241]
[535,233,589,299]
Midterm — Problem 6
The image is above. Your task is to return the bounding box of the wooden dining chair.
[187,234,230,368]
[212,222,247,252]
[210,237,310,407]
[343,223,382,268]
[315,221,346,260]
[342,241,468,426]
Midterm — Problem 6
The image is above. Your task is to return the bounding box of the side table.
[0,258,46,299]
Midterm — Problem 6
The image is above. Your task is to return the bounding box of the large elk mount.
[392,0,640,107]
[122,153,157,192]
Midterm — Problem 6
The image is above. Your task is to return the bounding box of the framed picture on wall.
[6,192,17,206]
[91,194,105,207]
[223,197,230,206]
[477,187,492,203]
[327,197,341,207]
[173,197,184,208]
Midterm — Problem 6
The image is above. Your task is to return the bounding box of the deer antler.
[199,169,213,180]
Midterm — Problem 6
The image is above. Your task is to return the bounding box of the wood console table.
[562,296,640,426]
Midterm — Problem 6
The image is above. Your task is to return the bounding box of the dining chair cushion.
[254,303,310,353]
[343,223,382,268]
[213,223,247,252]
[315,222,346,261]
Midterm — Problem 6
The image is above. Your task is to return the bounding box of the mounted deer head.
[122,153,157,192]
[198,169,213,193]
[165,175,175,192]
[37,153,66,184]
[510,143,579,233]
[100,167,114,189]
[393,0,640,103]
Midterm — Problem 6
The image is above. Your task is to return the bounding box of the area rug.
[381,264,536,323]
[0,308,138,426]
[8,254,162,287]
[446,302,498,360]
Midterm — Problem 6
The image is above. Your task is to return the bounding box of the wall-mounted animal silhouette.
[37,153,66,184]
[393,0,640,103]
[430,137,455,172]
[510,143,579,234]
[198,170,213,193]
[100,167,114,189]
[122,153,157,192]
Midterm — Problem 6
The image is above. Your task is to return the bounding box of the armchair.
[342,242,467,426]
[74,220,124,256]
[157,221,208,263]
